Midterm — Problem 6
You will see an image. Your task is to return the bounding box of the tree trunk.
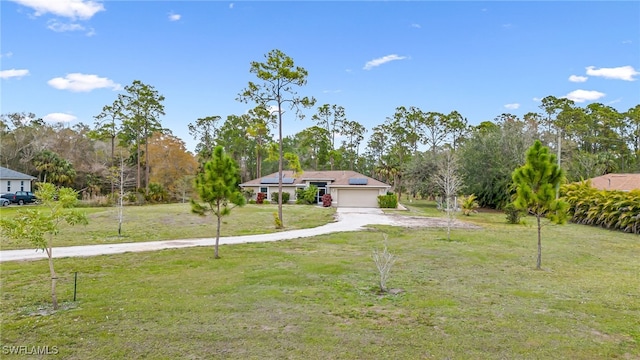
[256,147,261,179]
[556,130,562,199]
[215,201,221,259]
[46,246,58,310]
[277,98,284,228]
[145,133,150,191]
[136,136,141,189]
[111,134,115,194]
[536,215,542,270]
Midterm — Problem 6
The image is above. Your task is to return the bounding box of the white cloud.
[0,69,30,79]
[43,112,77,123]
[0,51,13,58]
[622,40,632,44]
[168,13,181,21]
[10,0,105,20]
[504,103,520,110]
[363,54,407,70]
[569,75,588,83]
[532,97,542,102]
[563,89,605,103]
[47,19,85,32]
[322,89,342,94]
[586,65,639,81]
[502,23,513,28]
[229,3,234,9]
[47,73,121,92]
[411,23,421,28]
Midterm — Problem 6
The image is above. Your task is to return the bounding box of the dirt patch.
[386,214,482,229]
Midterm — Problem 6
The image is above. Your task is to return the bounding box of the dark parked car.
[1,191,38,205]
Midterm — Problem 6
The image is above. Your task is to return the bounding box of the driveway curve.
[0,208,480,262]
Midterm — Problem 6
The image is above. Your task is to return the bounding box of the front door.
[310,182,327,204]
[317,187,326,204]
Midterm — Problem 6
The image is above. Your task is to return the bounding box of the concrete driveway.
[0,208,396,262]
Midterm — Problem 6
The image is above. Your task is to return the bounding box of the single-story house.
[587,173,640,192]
[0,166,37,193]
[240,170,391,208]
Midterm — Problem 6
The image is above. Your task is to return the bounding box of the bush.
[321,193,332,207]
[296,185,318,205]
[504,202,524,224]
[378,194,398,208]
[562,181,640,234]
[273,212,282,228]
[271,191,290,203]
[242,188,255,201]
[256,192,266,204]
[460,194,479,216]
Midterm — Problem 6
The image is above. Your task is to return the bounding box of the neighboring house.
[587,173,640,192]
[240,170,391,208]
[0,166,37,193]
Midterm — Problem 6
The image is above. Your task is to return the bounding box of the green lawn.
[1,205,638,359]
[0,203,336,250]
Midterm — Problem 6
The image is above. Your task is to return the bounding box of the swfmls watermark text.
[2,345,59,355]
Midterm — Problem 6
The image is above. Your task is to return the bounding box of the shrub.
[504,202,524,224]
[271,191,290,203]
[460,194,479,216]
[321,193,332,207]
[378,193,398,208]
[125,192,138,204]
[242,188,255,201]
[296,185,318,205]
[273,212,282,228]
[562,181,640,234]
[256,192,266,204]
[146,182,168,203]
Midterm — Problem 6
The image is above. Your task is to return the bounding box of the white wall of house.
[0,179,33,193]
[244,185,297,203]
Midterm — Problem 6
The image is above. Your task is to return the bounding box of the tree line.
[1,49,639,209]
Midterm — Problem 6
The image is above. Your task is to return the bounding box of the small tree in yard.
[191,146,246,259]
[372,234,396,293]
[512,140,568,270]
[0,183,88,310]
[433,150,462,241]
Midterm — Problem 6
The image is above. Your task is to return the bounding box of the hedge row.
[378,193,398,209]
[561,182,640,234]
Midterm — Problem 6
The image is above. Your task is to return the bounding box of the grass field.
[1,202,638,359]
[0,203,336,250]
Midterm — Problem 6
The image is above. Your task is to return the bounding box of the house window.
[260,187,268,194]
[7,181,10,192]
[20,181,24,191]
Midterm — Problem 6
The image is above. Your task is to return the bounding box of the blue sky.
[2,1,639,153]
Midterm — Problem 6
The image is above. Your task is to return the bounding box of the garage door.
[338,189,380,208]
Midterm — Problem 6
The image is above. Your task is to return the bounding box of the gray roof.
[0,166,37,180]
